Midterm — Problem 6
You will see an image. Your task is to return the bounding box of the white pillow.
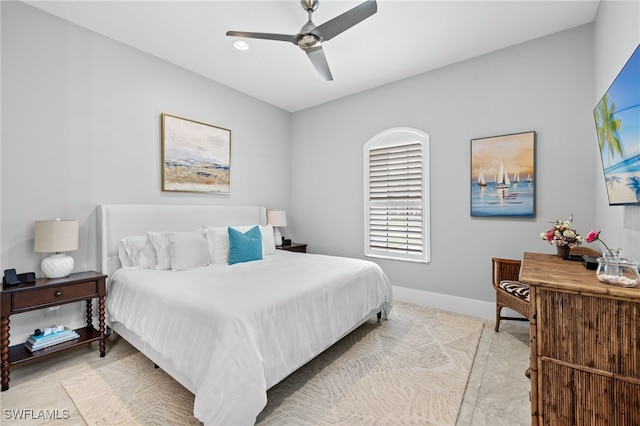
[204,225,276,264]
[167,231,210,271]
[260,224,276,255]
[118,241,134,269]
[118,236,157,269]
[204,226,230,264]
[147,231,172,270]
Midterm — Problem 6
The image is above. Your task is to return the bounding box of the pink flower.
[586,230,610,251]
[586,230,599,243]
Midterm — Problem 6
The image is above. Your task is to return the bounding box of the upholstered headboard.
[98,204,267,276]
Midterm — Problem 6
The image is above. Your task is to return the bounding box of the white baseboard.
[392,285,527,325]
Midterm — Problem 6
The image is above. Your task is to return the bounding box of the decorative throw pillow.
[228,226,263,265]
[167,231,210,271]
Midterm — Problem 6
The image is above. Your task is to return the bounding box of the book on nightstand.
[25,327,80,352]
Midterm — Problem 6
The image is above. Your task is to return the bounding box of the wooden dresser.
[520,252,640,426]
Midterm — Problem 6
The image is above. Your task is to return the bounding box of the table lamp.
[34,218,79,278]
[267,210,287,247]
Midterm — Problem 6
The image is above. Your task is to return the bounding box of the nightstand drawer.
[12,282,98,310]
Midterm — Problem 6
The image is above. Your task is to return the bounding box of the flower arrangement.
[540,214,583,247]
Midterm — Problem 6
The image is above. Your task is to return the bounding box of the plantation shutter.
[367,142,424,260]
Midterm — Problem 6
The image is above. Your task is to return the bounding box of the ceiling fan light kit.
[226,0,377,81]
[233,40,249,51]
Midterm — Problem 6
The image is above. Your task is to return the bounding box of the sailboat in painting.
[494,161,511,189]
[494,160,511,189]
[478,165,487,187]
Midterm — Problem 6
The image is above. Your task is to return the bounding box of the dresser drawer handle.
[54,291,63,297]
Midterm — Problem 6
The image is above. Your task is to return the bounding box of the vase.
[596,249,639,287]
[556,245,570,259]
[604,248,622,261]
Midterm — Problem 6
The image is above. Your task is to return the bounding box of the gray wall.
[1,2,291,339]
[291,24,597,303]
[593,0,640,262]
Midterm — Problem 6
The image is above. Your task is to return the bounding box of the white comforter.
[106,251,393,425]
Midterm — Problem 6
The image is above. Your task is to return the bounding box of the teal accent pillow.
[228,225,263,265]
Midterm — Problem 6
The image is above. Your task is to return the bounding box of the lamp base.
[41,254,74,279]
[274,227,283,247]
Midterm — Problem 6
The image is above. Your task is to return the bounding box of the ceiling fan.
[226,0,377,81]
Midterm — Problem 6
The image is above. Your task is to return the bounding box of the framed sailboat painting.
[470,131,536,217]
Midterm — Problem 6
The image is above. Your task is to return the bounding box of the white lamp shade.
[267,210,287,227]
[34,219,79,253]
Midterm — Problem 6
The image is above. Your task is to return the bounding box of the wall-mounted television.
[593,43,640,206]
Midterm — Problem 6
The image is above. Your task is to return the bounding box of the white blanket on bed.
[106,251,393,425]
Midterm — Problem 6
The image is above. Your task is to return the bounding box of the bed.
[98,204,393,425]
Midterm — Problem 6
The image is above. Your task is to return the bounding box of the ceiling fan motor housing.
[301,0,320,13]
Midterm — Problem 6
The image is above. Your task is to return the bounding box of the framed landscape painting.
[161,113,231,193]
[470,131,536,217]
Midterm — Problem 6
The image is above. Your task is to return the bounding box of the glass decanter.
[596,249,640,287]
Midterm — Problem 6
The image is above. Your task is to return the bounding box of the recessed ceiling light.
[233,41,249,51]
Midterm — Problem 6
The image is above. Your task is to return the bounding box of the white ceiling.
[25,0,600,112]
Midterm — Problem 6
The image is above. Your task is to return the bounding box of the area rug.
[62,302,484,425]
[61,352,200,426]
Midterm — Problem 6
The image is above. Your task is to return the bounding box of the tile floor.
[457,320,531,425]
[1,318,531,425]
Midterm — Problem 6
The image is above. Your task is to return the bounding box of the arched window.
[364,127,430,263]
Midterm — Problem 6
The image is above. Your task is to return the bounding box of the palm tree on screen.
[594,93,624,172]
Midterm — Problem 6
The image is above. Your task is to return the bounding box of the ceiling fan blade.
[226,31,297,44]
[316,0,377,41]
[305,45,333,81]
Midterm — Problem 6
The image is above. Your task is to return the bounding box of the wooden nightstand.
[0,271,107,391]
[277,243,307,253]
